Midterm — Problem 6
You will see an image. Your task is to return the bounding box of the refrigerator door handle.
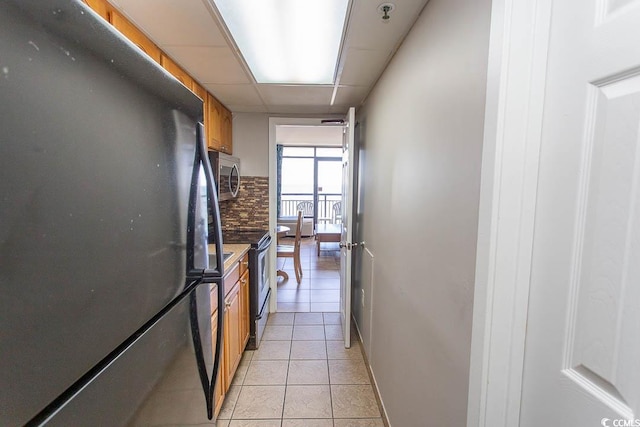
[188,284,213,419]
[195,122,226,419]
[185,123,225,420]
[187,278,224,420]
[199,123,224,279]
[209,277,224,415]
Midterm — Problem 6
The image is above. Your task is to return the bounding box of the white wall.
[354,0,491,425]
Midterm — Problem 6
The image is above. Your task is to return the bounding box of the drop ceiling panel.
[227,105,269,113]
[333,85,370,106]
[329,105,350,114]
[257,85,334,106]
[346,0,428,52]
[104,0,428,114]
[162,46,250,85]
[267,105,332,114]
[113,0,227,46]
[339,48,391,87]
[204,84,263,106]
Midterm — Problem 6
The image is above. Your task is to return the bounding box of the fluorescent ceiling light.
[213,0,349,84]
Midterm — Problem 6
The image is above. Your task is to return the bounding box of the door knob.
[339,241,365,250]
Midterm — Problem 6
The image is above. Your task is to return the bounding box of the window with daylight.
[277,146,343,225]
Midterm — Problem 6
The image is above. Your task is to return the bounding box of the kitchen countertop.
[208,243,250,275]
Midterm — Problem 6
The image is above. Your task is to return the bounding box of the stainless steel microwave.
[208,152,240,201]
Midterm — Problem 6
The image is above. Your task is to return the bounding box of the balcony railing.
[280,193,342,223]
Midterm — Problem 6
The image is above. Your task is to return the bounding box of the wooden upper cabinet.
[82,0,110,20]
[193,82,207,127]
[207,93,223,152]
[95,1,233,156]
[220,107,233,155]
[192,82,207,102]
[160,54,193,91]
[110,10,161,64]
[206,93,233,154]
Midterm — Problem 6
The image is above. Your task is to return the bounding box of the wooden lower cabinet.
[224,282,242,387]
[214,251,250,417]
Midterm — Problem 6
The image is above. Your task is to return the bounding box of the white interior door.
[520,0,640,425]
[340,107,355,348]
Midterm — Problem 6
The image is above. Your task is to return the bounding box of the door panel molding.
[563,73,640,417]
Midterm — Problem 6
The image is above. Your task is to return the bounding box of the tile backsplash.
[219,176,269,231]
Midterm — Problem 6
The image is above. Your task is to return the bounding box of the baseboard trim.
[353,315,391,427]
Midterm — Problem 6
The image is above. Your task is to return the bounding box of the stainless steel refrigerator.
[0,1,226,425]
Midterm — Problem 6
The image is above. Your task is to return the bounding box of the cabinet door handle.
[225,300,231,308]
[240,278,247,285]
[242,261,249,267]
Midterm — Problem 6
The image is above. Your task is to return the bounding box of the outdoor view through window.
[280,147,342,221]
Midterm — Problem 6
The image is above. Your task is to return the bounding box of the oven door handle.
[256,235,272,253]
[254,287,271,320]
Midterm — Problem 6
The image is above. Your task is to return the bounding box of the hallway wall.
[353,0,492,424]
[232,112,270,177]
[231,112,344,178]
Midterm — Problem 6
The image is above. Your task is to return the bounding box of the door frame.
[268,117,343,312]
[467,0,554,426]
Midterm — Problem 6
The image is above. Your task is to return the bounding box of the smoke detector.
[378,3,395,23]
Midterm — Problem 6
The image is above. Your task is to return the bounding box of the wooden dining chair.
[277,210,303,284]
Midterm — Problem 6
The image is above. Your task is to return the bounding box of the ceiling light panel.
[213,0,349,84]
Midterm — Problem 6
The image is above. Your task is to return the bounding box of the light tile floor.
[277,238,341,313]
[216,312,384,427]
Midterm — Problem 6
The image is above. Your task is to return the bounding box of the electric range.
[222,229,271,349]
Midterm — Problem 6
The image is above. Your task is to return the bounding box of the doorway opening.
[271,124,343,313]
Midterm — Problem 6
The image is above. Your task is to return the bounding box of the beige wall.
[353,0,491,425]
[231,113,344,177]
[232,112,270,177]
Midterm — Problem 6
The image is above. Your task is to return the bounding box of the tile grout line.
[283,329,294,422]
[325,333,335,423]
[281,352,290,422]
